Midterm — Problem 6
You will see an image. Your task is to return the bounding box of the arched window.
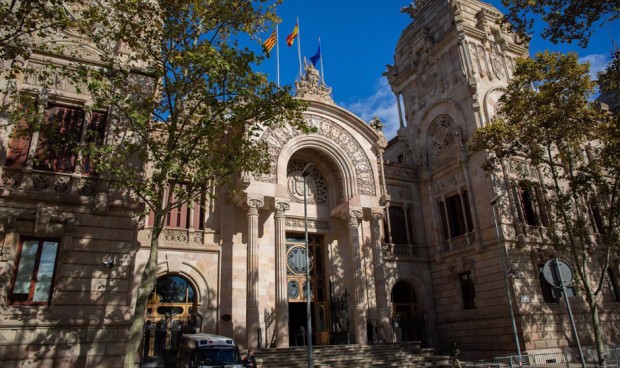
[144,275,198,358]
[146,275,196,318]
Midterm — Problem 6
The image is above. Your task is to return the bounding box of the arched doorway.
[391,281,427,345]
[143,274,198,358]
[284,157,333,346]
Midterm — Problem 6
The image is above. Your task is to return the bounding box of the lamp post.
[491,195,523,366]
[302,163,315,368]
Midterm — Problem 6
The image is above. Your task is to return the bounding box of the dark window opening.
[383,211,391,242]
[608,267,620,302]
[538,264,559,303]
[460,272,476,310]
[438,191,473,240]
[515,184,549,227]
[590,199,605,234]
[389,206,408,244]
[406,207,415,243]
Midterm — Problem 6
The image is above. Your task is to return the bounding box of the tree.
[472,51,619,368]
[2,0,309,366]
[0,0,78,64]
[501,0,620,47]
[597,48,620,114]
[80,2,309,366]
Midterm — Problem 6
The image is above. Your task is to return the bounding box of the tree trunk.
[123,210,164,368]
[588,292,607,368]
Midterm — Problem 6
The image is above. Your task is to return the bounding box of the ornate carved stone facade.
[383,0,619,360]
[255,114,377,196]
[1,1,616,366]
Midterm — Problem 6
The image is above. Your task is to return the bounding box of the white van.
[176,333,243,368]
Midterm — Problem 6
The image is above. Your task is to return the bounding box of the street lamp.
[491,195,523,367]
[302,163,315,368]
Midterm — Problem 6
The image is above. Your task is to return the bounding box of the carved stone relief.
[386,184,412,200]
[483,87,505,123]
[490,51,505,79]
[254,114,376,196]
[24,63,87,94]
[285,217,330,230]
[428,115,456,155]
[432,169,465,194]
[287,159,329,205]
[468,43,481,76]
[477,44,489,78]
[422,61,437,97]
[506,159,539,181]
[426,115,464,170]
[383,164,418,180]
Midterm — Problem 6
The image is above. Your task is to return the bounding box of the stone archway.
[391,280,427,345]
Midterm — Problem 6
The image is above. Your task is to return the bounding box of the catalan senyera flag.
[263,29,277,53]
[286,23,298,47]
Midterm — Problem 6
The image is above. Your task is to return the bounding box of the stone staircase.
[254,341,435,368]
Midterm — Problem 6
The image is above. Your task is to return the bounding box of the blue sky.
[255,1,620,139]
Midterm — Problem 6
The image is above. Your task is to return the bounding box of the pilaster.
[370,211,392,341]
[274,201,290,348]
[246,198,263,348]
[343,208,366,344]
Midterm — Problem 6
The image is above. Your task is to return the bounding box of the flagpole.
[276,24,280,87]
[318,37,325,84]
[296,16,302,77]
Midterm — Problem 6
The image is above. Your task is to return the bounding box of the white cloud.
[579,54,609,80]
[340,77,401,140]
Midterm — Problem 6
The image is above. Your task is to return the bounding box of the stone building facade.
[1,0,619,367]
[383,0,620,359]
[0,27,143,367]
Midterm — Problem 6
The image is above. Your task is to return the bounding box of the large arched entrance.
[284,157,332,346]
[391,281,427,345]
[143,274,198,358]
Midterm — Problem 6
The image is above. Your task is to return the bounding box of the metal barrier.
[586,347,620,367]
[494,355,529,367]
[490,349,620,368]
[527,353,569,366]
[493,353,571,368]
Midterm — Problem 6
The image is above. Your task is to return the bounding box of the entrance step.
[255,341,431,368]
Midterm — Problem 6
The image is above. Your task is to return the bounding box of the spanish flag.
[263,29,277,53]
[286,23,298,47]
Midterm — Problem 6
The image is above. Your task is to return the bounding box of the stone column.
[274,201,290,348]
[395,93,405,129]
[343,209,366,344]
[370,211,392,343]
[246,198,263,348]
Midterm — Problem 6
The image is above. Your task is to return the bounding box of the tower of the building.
[386,0,528,156]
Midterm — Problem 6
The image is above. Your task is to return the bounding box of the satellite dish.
[542,259,573,287]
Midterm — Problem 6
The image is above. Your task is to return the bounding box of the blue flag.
[310,42,321,66]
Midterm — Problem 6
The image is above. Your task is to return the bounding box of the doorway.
[288,302,316,346]
[286,233,330,345]
[143,274,198,358]
[391,281,427,345]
